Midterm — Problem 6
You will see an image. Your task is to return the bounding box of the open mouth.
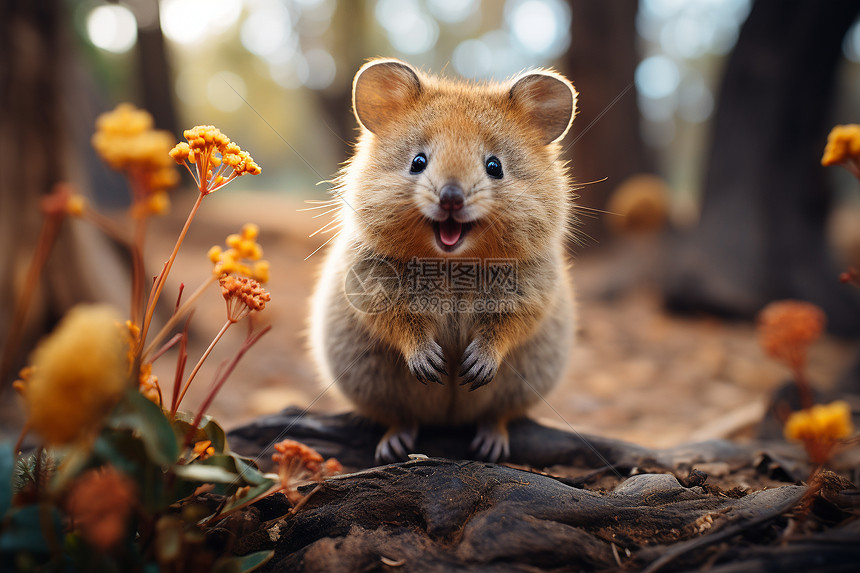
[432,217,473,252]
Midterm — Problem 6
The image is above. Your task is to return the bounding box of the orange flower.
[220,275,271,322]
[192,440,215,460]
[139,362,161,405]
[757,300,825,374]
[271,439,341,504]
[66,466,137,551]
[169,125,260,194]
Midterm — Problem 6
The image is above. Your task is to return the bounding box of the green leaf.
[0,443,13,515]
[236,549,275,572]
[172,463,241,484]
[0,504,63,554]
[207,481,275,523]
[171,411,227,454]
[213,550,274,573]
[108,389,179,467]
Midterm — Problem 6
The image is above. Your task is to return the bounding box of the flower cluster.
[139,362,160,405]
[821,124,860,177]
[40,183,86,218]
[208,223,270,283]
[757,300,825,373]
[66,466,137,551]
[220,275,271,322]
[169,125,261,195]
[271,440,342,505]
[784,401,854,465]
[20,305,128,446]
[192,440,215,461]
[92,103,179,217]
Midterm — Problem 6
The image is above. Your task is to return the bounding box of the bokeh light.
[678,71,714,124]
[845,17,860,63]
[160,0,241,45]
[505,0,570,58]
[635,55,681,100]
[86,4,138,54]
[240,1,293,57]
[376,0,439,55]
[452,39,492,79]
[207,71,247,112]
[427,0,479,24]
[300,49,337,90]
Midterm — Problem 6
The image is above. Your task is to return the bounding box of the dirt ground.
[137,190,858,450]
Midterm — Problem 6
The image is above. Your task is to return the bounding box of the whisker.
[573,205,620,216]
[311,206,342,219]
[305,230,342,261]
[309,217,341,238]
[571,177,609,188]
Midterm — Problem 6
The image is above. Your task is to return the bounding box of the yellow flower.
[139,362,161,405]
[209,223,270,283]
[821,124,860,167]
[66,195,86,216]
[784,401,854,465]
[192,440,215,460]
[92,103,178,216]
[23,305,128,446]
[169,125,261,194]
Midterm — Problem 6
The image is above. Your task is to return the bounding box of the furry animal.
[310,58,577,462]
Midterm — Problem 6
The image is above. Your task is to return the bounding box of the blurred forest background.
[3,0,860,446]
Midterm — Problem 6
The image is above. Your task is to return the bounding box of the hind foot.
[470,420,510,462]
[375,424,418,463]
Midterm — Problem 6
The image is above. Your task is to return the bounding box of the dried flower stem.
[143,275,216,360]
[170,314,192,415]
[792,363,814,411]
[0,212,64,387]
[131,215,148,327]
[182,323,271,451]
[77,205,131,247]
[148,333,183,364]
[138,191,205,354]
[174,319,232,412]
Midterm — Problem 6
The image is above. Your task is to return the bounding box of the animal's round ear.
[353,59,422,134]
[509,71,577,144]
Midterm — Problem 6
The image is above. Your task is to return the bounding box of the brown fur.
[310,59,578,461]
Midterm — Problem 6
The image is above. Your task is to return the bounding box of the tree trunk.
[663,0,860,337]
[562,0,651,247]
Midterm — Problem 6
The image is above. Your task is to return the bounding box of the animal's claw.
[375,425,418,463]
[458,340,498,390]
[407,340,447,385]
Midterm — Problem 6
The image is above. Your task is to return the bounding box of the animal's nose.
[439,184,464,211]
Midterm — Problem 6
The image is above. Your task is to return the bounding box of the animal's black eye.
[485,156,503,178]
[410,153,427,173]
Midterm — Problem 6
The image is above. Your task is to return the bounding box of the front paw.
[458,339,499,391]
[406,340,448,385]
